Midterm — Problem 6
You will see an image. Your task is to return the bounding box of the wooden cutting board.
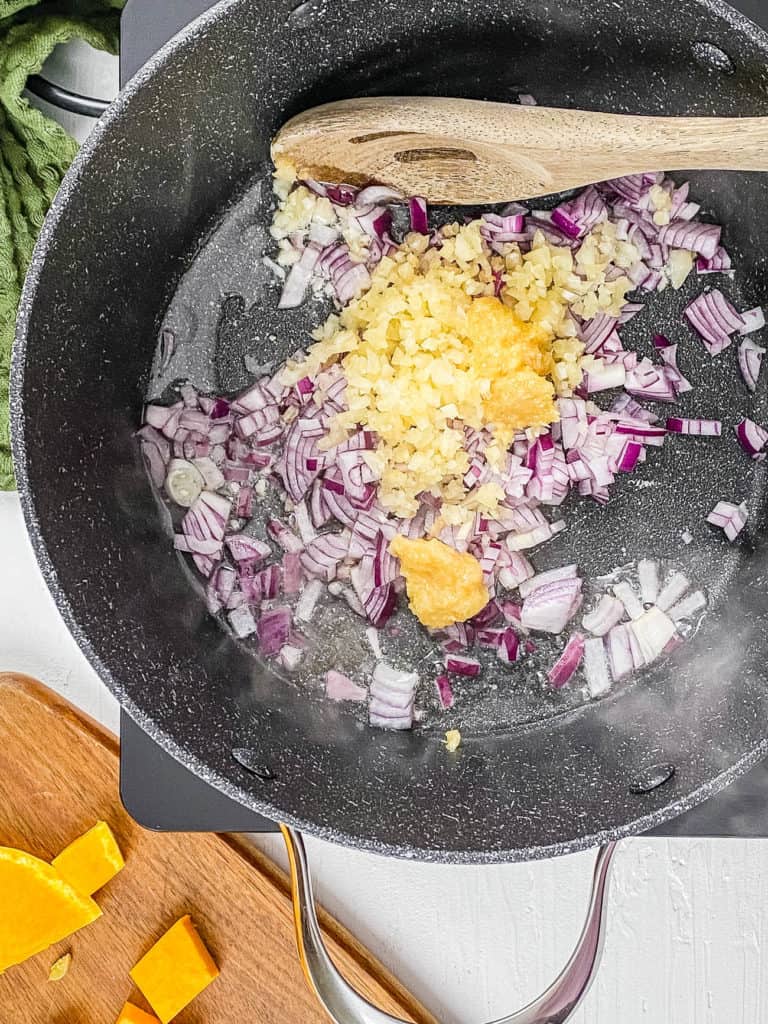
[0,674,435,1024]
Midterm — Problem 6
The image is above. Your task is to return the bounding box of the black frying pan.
[11,0,768,864]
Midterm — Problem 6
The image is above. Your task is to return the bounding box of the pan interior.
[14,0,768,859]
[149,167,765,737]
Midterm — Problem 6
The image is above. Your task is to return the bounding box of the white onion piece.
[278,644,304,671]
[369,663,417,730]
[738,307,766,336]
[326,670,367,702]
[582,594,625,636]
[193,456,225,492]
[637,559,659,606]
[669,590,707,623]
[613,581,645,620]
[518,564,578,599]
[583,638,611,698]
[630,607,677,663]
[165,459,205,507]
[228,604,257,638]
[295,578,323,622]
[606,624,634,681]
[707,500,748,542]
[656,571,690,611]
[365,627,383,660]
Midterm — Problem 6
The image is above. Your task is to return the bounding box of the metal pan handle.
[26,75,111,118]
[281,825,618,1024]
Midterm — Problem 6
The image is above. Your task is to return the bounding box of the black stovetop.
[118,0,768,839]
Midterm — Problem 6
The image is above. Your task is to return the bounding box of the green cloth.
[0,0,122,489]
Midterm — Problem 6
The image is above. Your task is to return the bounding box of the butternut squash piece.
[0,847,101,972]
[129,915,219,1023]
[52,820,124,896]
[116,1002,160,1024]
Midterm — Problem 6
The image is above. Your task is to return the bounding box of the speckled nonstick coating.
[11,0,768,862]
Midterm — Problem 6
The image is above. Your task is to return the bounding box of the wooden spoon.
[272,95,768,204]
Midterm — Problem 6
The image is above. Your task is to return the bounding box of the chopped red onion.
[606,624,634,681]
[326,670,367,702]
[365,627,383,660]
[738,338,765,393]
[518,564,578,599]
[548,632,585,688]
[630,607,677,664]
[278,644,304,671]
[665,418,721,437]
[267,518,304,553]
[735,418,768,460]
[228,604,258,639]
[497,627,521,664]
[655,571,689,611]
[445,655,481,677]
[582,594,626,637]
[282,552,303,595]
[295,578,323,623]
[435,674,455,709]
[658,220,721,260]
[612,581,644,620]
[637,559,659,605]
[685,290,746,354]
[697,247,733,276]
[739,307,765,336]
[583,637,611,698]
[668,590,707,623]
[521,578,583,634]
[258,605,292,656]
[369,663,416,730]
[707,500,748,542]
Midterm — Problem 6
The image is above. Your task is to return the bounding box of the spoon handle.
[273,96,768,204]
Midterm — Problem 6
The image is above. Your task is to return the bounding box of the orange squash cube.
[116,1003,160,1024]
[0,847,101,972]
[129,915,219,1023]
[52,820,124,896]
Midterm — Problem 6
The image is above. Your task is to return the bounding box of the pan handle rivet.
[232,748,276,780]
[629,763,675,795]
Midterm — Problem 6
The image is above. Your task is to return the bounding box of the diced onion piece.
[655,571,689,611]
[665,418,721,437]
[521,578,583,634]
[583,638,611,699]
[228,604,257,639]
[518,564,578,599]
[707,500,748,542]
[606,623,634,681]
[582,594,626,636]
[326,670,367,702]
[637,559,659,605]
[668,590,707,622]
[369,663,417,730]
[278,644,304,671]
[739,307,766,336]
[445,655,481,677]
[612,581,645,620]
[548,633,585,688]
[735,418,768,459]
[295,578,323,622]
[738,339,766,393]
[629,606,677,664]
[435,674,455,709]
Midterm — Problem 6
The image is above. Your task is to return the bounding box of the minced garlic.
[282,216,638,521]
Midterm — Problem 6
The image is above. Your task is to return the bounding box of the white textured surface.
[8,42,768,1024]
[6,489,768,1024]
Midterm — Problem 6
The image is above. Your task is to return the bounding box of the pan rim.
[10,0,768,862]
